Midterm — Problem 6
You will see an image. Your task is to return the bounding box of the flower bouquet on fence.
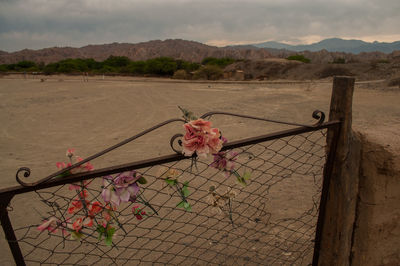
[37,107,252,247]
[38,150,153,247]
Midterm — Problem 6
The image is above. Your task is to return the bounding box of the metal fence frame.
[0,110,340,266]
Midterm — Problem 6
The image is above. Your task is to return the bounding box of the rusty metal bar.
[200,110,326,127]
[0,120,340,197]
[15,110,327,188]
[0,194,26,266]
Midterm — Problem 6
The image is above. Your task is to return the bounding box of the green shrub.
[5,56,200,76]
[17,61,37,69]
[201,57,236,68]
[0,65,8,72]
[103,56,130,68]
[43,63,59,75]
[126,61,146,74]
[176,60,200,72]
[286,55,311,63]
[144,57,177,76]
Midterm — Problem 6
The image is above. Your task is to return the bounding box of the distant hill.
[0,39,272,64]
[251,38,400,54]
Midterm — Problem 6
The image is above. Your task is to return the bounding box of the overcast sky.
[0,0,399,52]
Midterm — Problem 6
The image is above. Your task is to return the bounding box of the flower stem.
[136,194,158,215]
[228,198,234,226]
[175,183,187,203]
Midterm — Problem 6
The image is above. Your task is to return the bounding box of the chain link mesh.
[10,129,327,265]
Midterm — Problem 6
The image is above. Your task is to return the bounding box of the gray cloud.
[0,0,399,51]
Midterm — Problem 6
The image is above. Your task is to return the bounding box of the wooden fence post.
[317,76,361,265]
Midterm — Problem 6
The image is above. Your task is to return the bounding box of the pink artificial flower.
[38,217,70,236]
[101,171,141,206]
[210,151,238,178]
[66,148,75,158]
[56,162,66,169]
[182,119,223,158]
[188,119,212,131]
[72,217,93,232]
[56,153,94,176]
[75,157,94,172]
[56,151,94,189]
[37,217,58,233]
[102,205,116,222]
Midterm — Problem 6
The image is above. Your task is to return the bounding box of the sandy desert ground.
[1,75,399,188]
[0,75,399,265]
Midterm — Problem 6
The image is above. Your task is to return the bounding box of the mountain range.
[0,38,399,65]
[249,38,400,54]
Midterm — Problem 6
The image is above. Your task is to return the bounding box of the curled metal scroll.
[16,167,32,186]
[312,110,325,126]
[16,110,325,187]
[170,134,183,155]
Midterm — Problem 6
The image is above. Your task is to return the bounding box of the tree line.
[0,56,238,78]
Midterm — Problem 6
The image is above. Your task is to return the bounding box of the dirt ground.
[0,75,399,265]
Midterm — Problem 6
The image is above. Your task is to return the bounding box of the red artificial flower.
[132,205,146,220]
[68,198,90,214]
[89,201,103,217]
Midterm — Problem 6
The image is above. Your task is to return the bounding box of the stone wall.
[350,133,400,265]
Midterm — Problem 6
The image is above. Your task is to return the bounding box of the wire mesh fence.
[7,129,327,265]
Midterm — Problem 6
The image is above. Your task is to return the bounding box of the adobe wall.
[350,132,400,265]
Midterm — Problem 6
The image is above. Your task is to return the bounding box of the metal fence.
[0,111,340,265]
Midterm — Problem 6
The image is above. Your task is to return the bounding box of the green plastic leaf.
[178,106,197,121]
[176,201,186,208]
[105,236,113,246]
[55,171,71,178]
[103,227,115,246]
[237,176,247,186]
[243,172,251,180]
[182,187,190,197]
[71,231,83,241]
[96,225,105,232]
[165,178,177,186]
[177,200,191,211]
[107,227,116,237]
[137,176,147,184]
[96,225,105,240]
[184,202,192,211]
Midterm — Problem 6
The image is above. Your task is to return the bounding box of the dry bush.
[193,65,223,80]
[172,69,188,80]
